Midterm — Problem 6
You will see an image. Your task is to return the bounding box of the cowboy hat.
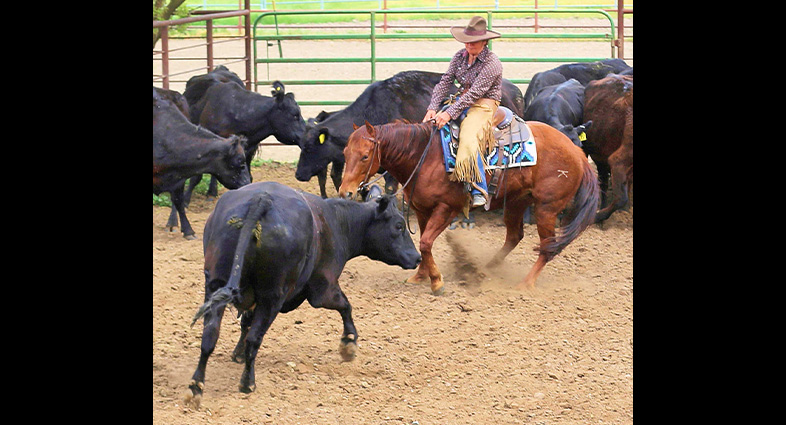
[450,16,501,43]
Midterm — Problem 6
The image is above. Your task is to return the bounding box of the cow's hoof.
[184,381,203,408]
[339,337,357,362]
[239,383,256,393]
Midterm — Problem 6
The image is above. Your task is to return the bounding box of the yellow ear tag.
[319,133,326,144]
[578,132,587,142]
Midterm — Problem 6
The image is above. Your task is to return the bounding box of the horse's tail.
[542,160,600,260]
[191,192,274,327]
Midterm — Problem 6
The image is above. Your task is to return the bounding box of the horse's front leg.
[408,204,456,295]
[406,209,431,285]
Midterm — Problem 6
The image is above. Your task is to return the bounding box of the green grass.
[153,174,222,207]
[183,0,631,31]
[153,159,298,207]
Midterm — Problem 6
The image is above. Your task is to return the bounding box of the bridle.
[354,126,435,234]
[356,135,383,194]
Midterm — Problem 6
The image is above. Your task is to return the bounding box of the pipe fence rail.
[253,8,617,106]
[153,4,631,107]
[153,8,252,90]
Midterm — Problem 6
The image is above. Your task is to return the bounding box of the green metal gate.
[253,9,617,107]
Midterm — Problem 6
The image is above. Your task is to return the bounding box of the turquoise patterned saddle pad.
[440,116,537,172]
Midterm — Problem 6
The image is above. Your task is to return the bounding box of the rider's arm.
[426,50,463,114]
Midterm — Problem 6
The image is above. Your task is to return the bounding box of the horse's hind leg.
[487,199,530,267]
[516,199,568,290]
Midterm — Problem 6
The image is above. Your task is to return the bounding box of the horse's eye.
[361,155,369,161]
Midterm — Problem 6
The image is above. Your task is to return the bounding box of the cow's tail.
[191,193,274,327]
[542,160,600,260]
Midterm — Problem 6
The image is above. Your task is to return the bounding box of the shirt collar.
[462,46,490,63]
[476,46,490,62]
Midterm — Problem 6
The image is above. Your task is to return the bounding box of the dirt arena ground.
[154,18,633,424]
[153,165,633,425]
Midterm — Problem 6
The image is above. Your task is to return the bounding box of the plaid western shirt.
[427,46,503,119]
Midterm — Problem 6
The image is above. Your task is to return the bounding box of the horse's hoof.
[339,337,357,362]
[431,286,445,296]
[406,275,428,284]
[184,233,198,241]
[167,226,178,234]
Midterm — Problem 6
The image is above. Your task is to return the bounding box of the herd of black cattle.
[153,59,633,240]
[153,59,633,401]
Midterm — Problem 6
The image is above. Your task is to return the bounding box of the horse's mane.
[375,121,435,162]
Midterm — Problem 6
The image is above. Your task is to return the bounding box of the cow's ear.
[364,120,375,137]
[363,184,383,202]
[375,195,390,215]
[229,135,247,150]
[315,110,330,123]
[318,128,329,144]
[271,81,285,98]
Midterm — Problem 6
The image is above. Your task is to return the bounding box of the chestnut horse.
[339,121,600,294]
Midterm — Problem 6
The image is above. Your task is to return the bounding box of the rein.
[357,126,435,234]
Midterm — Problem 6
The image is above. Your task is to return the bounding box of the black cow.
[295,70,525,197]
[183,80,306,199]
[153,87,251,239]
[155,87,198,230]
[523,59,631,109]
[183,65,245,113]
[186,181,421,403]
[153,86,190,118]
[522,78,591,147]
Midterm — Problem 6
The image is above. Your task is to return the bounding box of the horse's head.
[339,121,381,201]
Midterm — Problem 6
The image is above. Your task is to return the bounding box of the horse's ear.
[364,120,375,137]
[352,123,360,130]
